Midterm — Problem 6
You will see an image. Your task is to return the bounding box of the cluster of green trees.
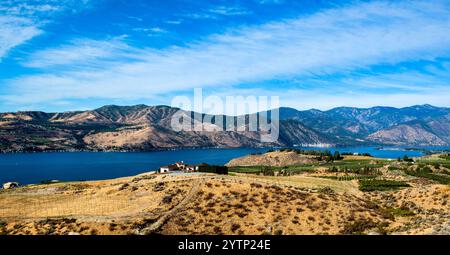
[197,165,228,175]
[397,155,414,162]
[405,166,449,185]
[439,153,450,160]
[261,166,275,176]
[317,151,344,162]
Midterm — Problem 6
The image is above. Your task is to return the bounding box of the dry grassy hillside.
[1,165,448,235]
[226,151,318,167]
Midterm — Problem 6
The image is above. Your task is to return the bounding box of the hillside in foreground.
[1,152,449,235]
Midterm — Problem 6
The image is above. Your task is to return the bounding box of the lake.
[0,146,448,185]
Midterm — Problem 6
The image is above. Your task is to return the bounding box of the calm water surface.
[0,146,448,184]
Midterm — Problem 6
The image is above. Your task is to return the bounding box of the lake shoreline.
[2,146,449,185]
[2,143,449,154]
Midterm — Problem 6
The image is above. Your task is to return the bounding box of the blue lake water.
[0,146,448,185]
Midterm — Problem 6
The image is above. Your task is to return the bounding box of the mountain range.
[0,104,448,152]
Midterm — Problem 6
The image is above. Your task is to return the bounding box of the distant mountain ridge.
[274,104,450,146]
[0,104,448,152]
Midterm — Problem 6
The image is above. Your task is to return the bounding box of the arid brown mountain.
[0,104,448,152]
[0,105,330,152]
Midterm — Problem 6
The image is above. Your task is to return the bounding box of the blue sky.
[0,0,450,112]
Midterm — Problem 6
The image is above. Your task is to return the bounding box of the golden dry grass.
[0,170,448,235]
[0,172,198,234]
[161,177,387,235]
[232,173,360,194]
[343,155,383,160]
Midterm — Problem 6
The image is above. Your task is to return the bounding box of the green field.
[359,179,411,191]
[229,154,450,188]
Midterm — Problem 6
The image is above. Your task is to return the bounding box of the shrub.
[206,201,216,208]
[431,163,441,169]
[341,219,378,235]
[388,166,400,171]
[213,226,222,234]
[162,195,173,204]
[274,229,283,235]
[205,192,215,200]
[153,182,165,192]
[387,207,415,217]
[109,223,117,231]
[132,175,156,182]
[118,183,129,191]
[318,187,334,194]
[250,183,263,188]
[231,224,240,232]
[237,212,248,218]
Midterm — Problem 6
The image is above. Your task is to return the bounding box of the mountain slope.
[367,121,447,146]
[0,105,330,152]
[0,104,448,152]
[275,105,450,145]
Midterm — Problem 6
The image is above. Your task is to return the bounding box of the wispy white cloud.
[22,37,138,68]
[208,6,251,16]
[0,0,92,61]
[3,0,450,110]
[132,27,167,36]
[166,20,182,25]
[255,0,285,4]
[183,12,217,20]
[281,88,450,110]
[0,15,42,60]
[196,76,450,112]
[0,1,64,17]
[183,4,251,20]
[127,16,143,22]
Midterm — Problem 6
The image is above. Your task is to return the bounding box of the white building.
[159,164,178,173]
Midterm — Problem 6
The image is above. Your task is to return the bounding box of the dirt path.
[138,177,205,234]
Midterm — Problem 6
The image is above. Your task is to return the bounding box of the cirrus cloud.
[2,0,450,111]
[0,0,92,61]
